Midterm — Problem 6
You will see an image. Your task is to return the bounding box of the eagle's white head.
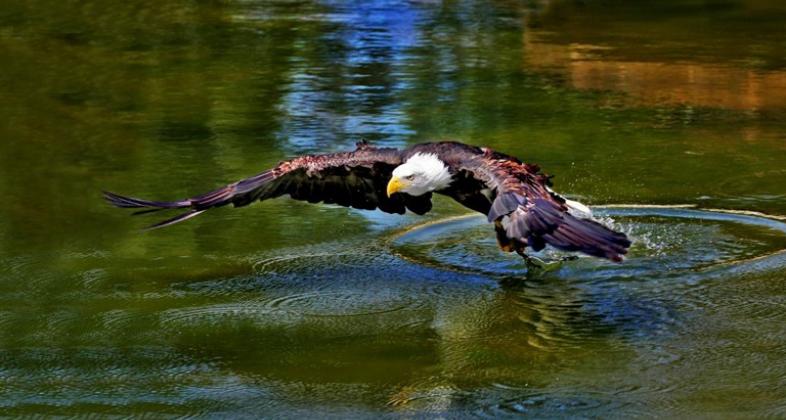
[387,153,453,197]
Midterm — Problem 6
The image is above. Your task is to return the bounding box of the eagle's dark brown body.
[105,141,631,261]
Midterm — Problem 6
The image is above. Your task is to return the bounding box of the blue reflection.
[276,1,424,153]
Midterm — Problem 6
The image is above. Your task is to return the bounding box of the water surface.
[2,0,786,417]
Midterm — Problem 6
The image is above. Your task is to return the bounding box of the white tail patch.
[546,186,593,218]
[565,198,592,218]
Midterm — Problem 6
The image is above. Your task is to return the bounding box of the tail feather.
[544,215,631,262]
[497,194,631,261]
[530,199,630,261]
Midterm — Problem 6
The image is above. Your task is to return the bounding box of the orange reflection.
[523,32,786,111]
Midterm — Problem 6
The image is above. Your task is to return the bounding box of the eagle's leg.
[495,220,543,268]
[495,221,558,270]
[494,220,515,252]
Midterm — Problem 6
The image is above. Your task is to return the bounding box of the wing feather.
[104,142,432,229]
[445,151,631,262]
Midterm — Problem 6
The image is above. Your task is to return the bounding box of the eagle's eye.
[404,174,415,180]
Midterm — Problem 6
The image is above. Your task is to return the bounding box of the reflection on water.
[525,35,786,111]
[523,1,786,112]
[2,0,786,417]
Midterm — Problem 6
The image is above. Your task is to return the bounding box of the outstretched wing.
[442,150,631,261]
[104,142,433,229]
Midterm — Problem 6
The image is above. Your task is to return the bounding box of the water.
[2,0,786,416]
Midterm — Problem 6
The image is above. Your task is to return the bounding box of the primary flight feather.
[104,141,631,262]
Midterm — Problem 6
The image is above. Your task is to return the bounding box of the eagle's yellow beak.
[386,176,406,197]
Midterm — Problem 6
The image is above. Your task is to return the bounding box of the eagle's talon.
[516,249,545,269]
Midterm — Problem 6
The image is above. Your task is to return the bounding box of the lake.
[2,0,786,416]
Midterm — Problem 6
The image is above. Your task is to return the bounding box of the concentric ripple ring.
[388,205,786,281]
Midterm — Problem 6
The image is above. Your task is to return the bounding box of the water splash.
[389,206,786,282]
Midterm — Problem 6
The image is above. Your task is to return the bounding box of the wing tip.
[102,190,144,208]
[104,190,207,230]
[102,190,189,209]
[141,209,207,231]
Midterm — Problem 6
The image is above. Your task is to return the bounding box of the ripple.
[263,290,418,317]
[15,206,782,417]
[98,309,146,331]
[251,251,360,276]
[159,301,298,330]
[389,206,786,284]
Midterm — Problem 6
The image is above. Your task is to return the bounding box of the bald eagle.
[104,141,630,262]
